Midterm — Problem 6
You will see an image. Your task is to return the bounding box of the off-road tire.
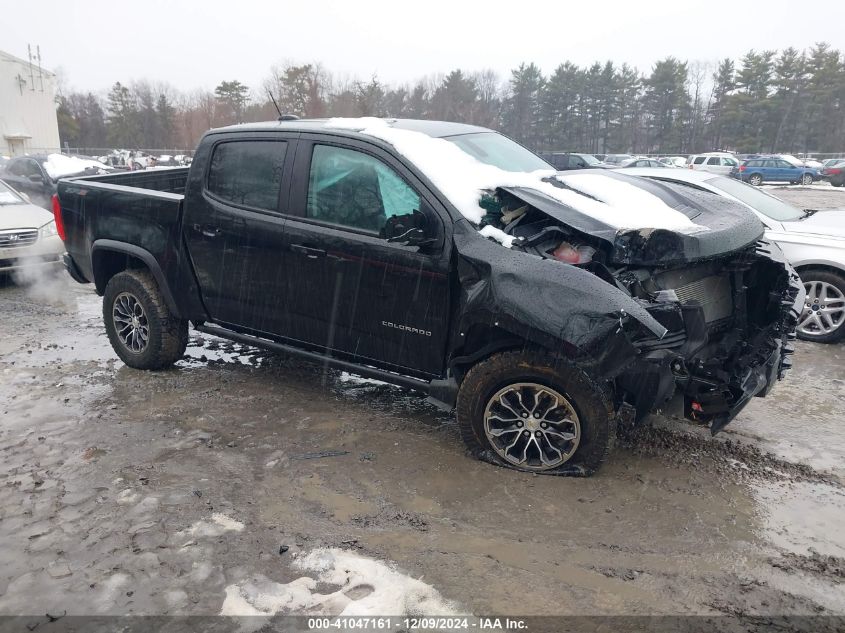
[796,269,845,344]
[748,173,763,186]
[103,270,188,369]
[456,351,615,476]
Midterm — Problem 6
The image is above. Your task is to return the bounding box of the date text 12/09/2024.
[307,617,528,630]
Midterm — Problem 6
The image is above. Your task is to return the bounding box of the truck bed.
[77,167,189,194]
[57,168,191,305]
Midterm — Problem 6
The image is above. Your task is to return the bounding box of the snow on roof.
[43,154,107,179]
[324,118,705,234]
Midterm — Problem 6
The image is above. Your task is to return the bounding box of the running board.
[193,323,432,393]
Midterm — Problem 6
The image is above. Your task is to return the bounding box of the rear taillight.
[51,194,66,242]
[830,168,842,175]
[739,165,746,172]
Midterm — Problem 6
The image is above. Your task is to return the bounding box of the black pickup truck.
[56,118,804,475]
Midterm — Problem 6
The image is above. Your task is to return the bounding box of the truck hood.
[501,172,764,266]
[0,203,53,231]
[780,208,845,240]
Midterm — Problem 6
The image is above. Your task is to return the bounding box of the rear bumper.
[63,253,89,284]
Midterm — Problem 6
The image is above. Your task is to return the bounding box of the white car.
[658,156,688,168]
[0,180,64,276]
[688,152,740,176]
[624,168,845,343]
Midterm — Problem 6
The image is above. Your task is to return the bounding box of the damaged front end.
[468,176,803,435]
[614,241,803,433]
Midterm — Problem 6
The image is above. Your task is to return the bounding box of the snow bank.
[220,547,461,621]
[324,118,705,235]
[43,154,107,179]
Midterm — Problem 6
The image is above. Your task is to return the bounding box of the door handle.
[290,244,326,259]
[193,224,221,238]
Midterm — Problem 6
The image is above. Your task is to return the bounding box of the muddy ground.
[0,188,843,630]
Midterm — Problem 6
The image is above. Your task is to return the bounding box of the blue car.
[730,157,819,186]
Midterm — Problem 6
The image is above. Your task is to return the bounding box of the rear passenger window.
[693,157,706,164]
[306,145,421,234]
[707,157,721,165]
[206,141,287,211]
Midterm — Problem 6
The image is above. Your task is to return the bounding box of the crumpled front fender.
[453,222,667,377]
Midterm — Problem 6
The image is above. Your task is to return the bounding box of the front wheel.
[103,270,189,368]
[801,173,814,185]
[456,351,614,475]
[796,270,845,343]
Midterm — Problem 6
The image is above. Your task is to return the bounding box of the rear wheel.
[103,270,189,368]
[801,173,814,185]
[456,351,614,475]
[748,173,764,186]
[796,269,845,343]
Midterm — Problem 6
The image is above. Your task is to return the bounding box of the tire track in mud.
[618,423,842,487]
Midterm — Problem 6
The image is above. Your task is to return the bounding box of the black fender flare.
[92,239,181,317]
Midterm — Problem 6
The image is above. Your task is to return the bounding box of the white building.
[0,48,60,157]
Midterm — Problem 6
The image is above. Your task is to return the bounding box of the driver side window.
[306,145,421,235]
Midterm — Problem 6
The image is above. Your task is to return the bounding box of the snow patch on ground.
[323,117,705,234]
[220,547,461,621]
[181,512,244,538]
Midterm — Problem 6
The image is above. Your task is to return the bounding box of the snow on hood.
[781,208,845,240]
[324,118,706,235]
[43,154,107,179]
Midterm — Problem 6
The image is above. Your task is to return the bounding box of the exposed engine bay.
[477,184,805,434]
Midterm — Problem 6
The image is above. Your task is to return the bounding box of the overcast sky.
[6,0,844,94]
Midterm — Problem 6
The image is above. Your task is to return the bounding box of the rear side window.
[306,145,421,234]
[747,160,762,167]
[706,157,721,165]
[206,141,287,211]
[693,157,706,164]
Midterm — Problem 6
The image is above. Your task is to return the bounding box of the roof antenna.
[267,90,284,120]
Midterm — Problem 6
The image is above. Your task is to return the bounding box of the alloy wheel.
[483,382,581,471]
[798,281,845,337]
[112,292,149,353]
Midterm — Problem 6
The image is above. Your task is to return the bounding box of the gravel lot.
[1,186,843,630]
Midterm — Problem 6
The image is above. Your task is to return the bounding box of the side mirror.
[381,210,436,247]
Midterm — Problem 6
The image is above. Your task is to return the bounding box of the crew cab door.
[281,135,451,377]
[182,132,296,333]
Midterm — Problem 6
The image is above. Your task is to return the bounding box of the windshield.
[579,154,602,166]
[604,154,632,165]
[707,175,803,221]
[0,180,25,205]
[444,132,553,173]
